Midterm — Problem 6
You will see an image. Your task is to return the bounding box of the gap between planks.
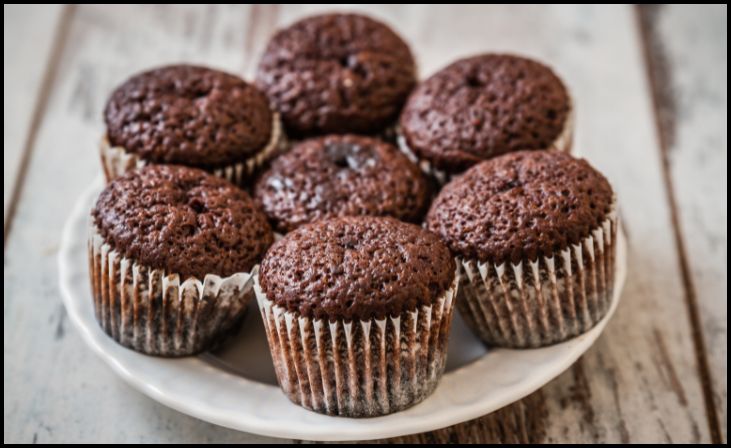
[635,5,722,444]
[3,4,76,248]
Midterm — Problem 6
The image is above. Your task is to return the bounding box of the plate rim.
[58,178,627,441]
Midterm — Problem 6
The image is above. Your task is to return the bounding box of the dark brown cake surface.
[400,54,570,174]
[104,64,273,168]
[259,216,455,321]
[92,165,273,279]
[426,151,613,264]
[253,134,429,233]
[256,13,416,137]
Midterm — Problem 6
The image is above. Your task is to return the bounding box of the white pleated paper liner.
[253,269,459,417]
[457,202,617,348]
[99,113,285,185]
[88,224,256,356]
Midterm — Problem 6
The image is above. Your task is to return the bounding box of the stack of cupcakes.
[87,11,618,418]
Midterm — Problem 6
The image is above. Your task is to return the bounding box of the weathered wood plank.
[2,4,290,443]
[637,4,726,443]
[382,389,548,444]
[3,5,66,228]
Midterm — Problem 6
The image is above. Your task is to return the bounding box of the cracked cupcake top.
[256,13,416,137]
[105,64,273,168]
[253,134,429,233]
[259,216,455,321]
[426,151,613,264]
[400,54,570,174]
[92,165,273,279]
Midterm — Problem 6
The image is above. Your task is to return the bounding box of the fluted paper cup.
[88,224,255,356]
[100,113,285,185]
[253,271,459,417]
[457,202,617,348]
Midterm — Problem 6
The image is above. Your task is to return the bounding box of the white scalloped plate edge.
[58,178,627,441]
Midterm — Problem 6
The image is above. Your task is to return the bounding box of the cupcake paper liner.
[99,113,285,185]
[397,97,575,186]
[457,201,617,348]
[253,270,459,417]
[88,224,255,356]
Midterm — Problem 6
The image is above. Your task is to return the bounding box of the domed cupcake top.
[426,151,613,264]
[259,216,455,321]
[400,54,570,173]
[92,165,273,279]
[253,134,429,233]
[256,13,416,137]
[104,64,273,167]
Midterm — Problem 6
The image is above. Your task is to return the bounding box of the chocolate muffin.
[88,165,274,356]
[256,13,417,138]
[101,64,282,185]
[399,54,573,183]
[426,151,617,348]
[255,216,458,417]
[253,134,430,233]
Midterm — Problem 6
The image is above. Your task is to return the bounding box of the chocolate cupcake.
[426,151,617,348]
[255,216,458,417]
[399,54,573,184]
[88,165,273,356]
[256,13,417,138]
[101,64,282,185]
[253,134,430,233]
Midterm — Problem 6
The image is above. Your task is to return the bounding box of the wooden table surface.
[3,4,726,443]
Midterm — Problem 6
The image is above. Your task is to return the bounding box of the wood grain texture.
[3,4,725,443]
[381,389,549,444]
[637,4,726,443]
[3,4,66,229]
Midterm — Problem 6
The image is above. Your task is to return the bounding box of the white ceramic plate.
[59,178,627,441]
